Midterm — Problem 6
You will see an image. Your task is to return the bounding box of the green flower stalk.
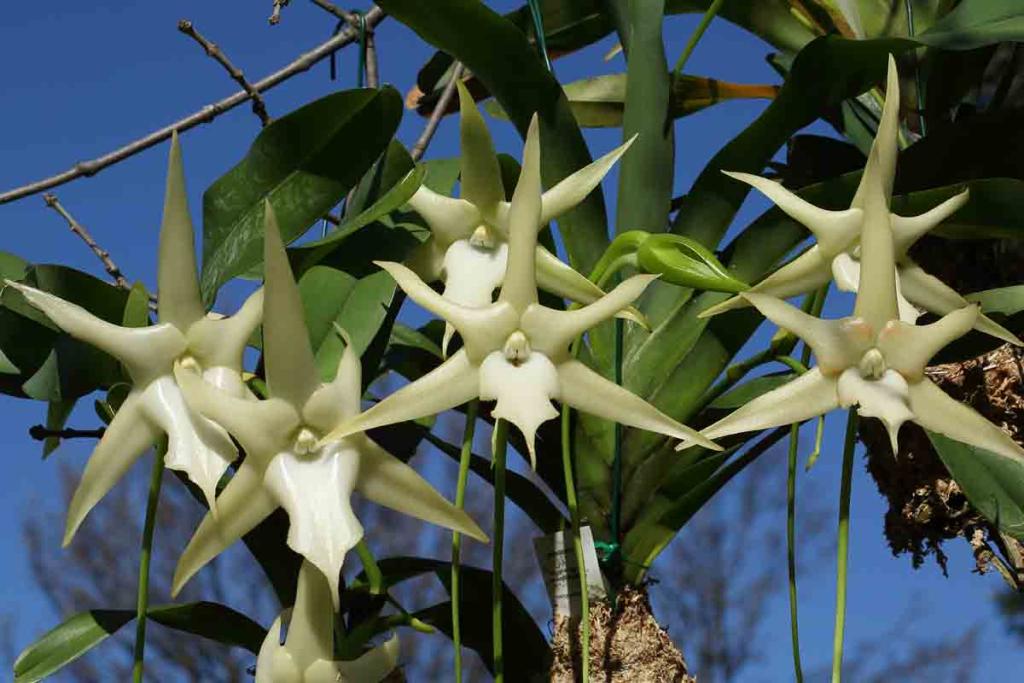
[701,57,1020,347]
[321,115,720,465]
[171,200,486,605]
[406,81,641,354]
[4,134,263,543]
[256,560,400,683]
[694,57,1024,464]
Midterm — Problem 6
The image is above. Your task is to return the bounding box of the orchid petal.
[498,114,542,313]
[525,274,657,358]
[851,57,901,328]
[909,379,1024,463]
[742,293,870,375]
[375,260,516,361]
[286,561,335,666]
[157,132,205,329]
[5,280,185,384]
[837,367,913,454]
[320,350,479,444]
[303,326,361,432]
[173,459,279,595]
[355,433,488,542]
[256,617,300,683]
[406,187,480,248]
[891,189,970,255]
[899,262,1022,346]
[456,81,505,213]
[140,375,235,510]
[831,252,925,322]
[877,305,979,381]
[534,245,645,327]
[539,136,636,225]
[853,55,900,209]
[478,351,560,467]
[64,390,159,545]
[265,442,363,608]
[700,368,840,442]
[556,360,720,451]
[186,287,264,370]
[174,362,299,460]
[723,171,863,255]
[699,249,832,319]
[441,240,508,308]
[335,635,401,683]
[263,201,321,408]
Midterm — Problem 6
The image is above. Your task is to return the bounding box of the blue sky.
[0,0,1020,679]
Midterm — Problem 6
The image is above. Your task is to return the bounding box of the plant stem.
[132,447,166,683]
[561,406,590,682]
[355,539,382,595]
[831,408,858,683]
[452,399,479,683]
[786,423,805,683]
[672,0,725,76]
[492,419,510,683]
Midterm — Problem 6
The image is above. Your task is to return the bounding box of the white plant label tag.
[533,526,607,618]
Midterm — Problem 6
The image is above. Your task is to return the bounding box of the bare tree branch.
[43,193,132,290]
[178,20,271,127]
[309,0,360,26]
[0,5,386,206]
[365,28,379,89]
[269,0,290,25]
[411,63,465,162]
[28,425,105,441]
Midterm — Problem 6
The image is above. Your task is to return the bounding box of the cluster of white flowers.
[9,55,1023,682]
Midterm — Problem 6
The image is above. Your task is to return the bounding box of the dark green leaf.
[147,602,267,654]
[41,398,76,458]
[709,373,796,409]
[928,431,1024,540]
[13,610,134,683]
[200,87,403,300]
[967,285,1024,317]
[917,1,1024,50]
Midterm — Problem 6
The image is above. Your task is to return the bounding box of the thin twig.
[29,425,105,441]
[309,0,359,26]
[44,193,130,290]
[178,20,271,127]
[269,0,290,25]
[0,5,386,205]
[411,63,465,161]
[365,28,379,88]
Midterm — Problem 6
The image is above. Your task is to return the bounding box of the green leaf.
[147,602,267,654]
[636,233,749,292]
[928,431,1024,540]
[14,609,135,683]
[377,0,611,274]
[917,1,1024,50]
[709,373,796,409]
[423,432,567,533]
[388,322,442,359]
[41,398,76,457]
[298,265,398,382]
[967,285,1024,317]
[200,87,403,300]
[357,556,551,680]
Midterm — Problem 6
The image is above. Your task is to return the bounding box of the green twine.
[526,0,552,71]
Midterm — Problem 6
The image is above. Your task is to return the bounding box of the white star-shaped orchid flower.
[4,133,262,544]
[171,200,486,605]
[695,90,1024,464]
[256,560,400,683]
[320,115,720,464]
[406,80,641,354]
[700,56,1021,347]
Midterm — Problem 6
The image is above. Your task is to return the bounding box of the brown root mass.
[860,342,1024,586]
[549,586,695,682]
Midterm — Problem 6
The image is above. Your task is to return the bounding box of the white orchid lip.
[701,56,1020,347]
[405,79,645,330]
[4,132,263,545]
[171,200,487,603]
[320,114,720,465]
